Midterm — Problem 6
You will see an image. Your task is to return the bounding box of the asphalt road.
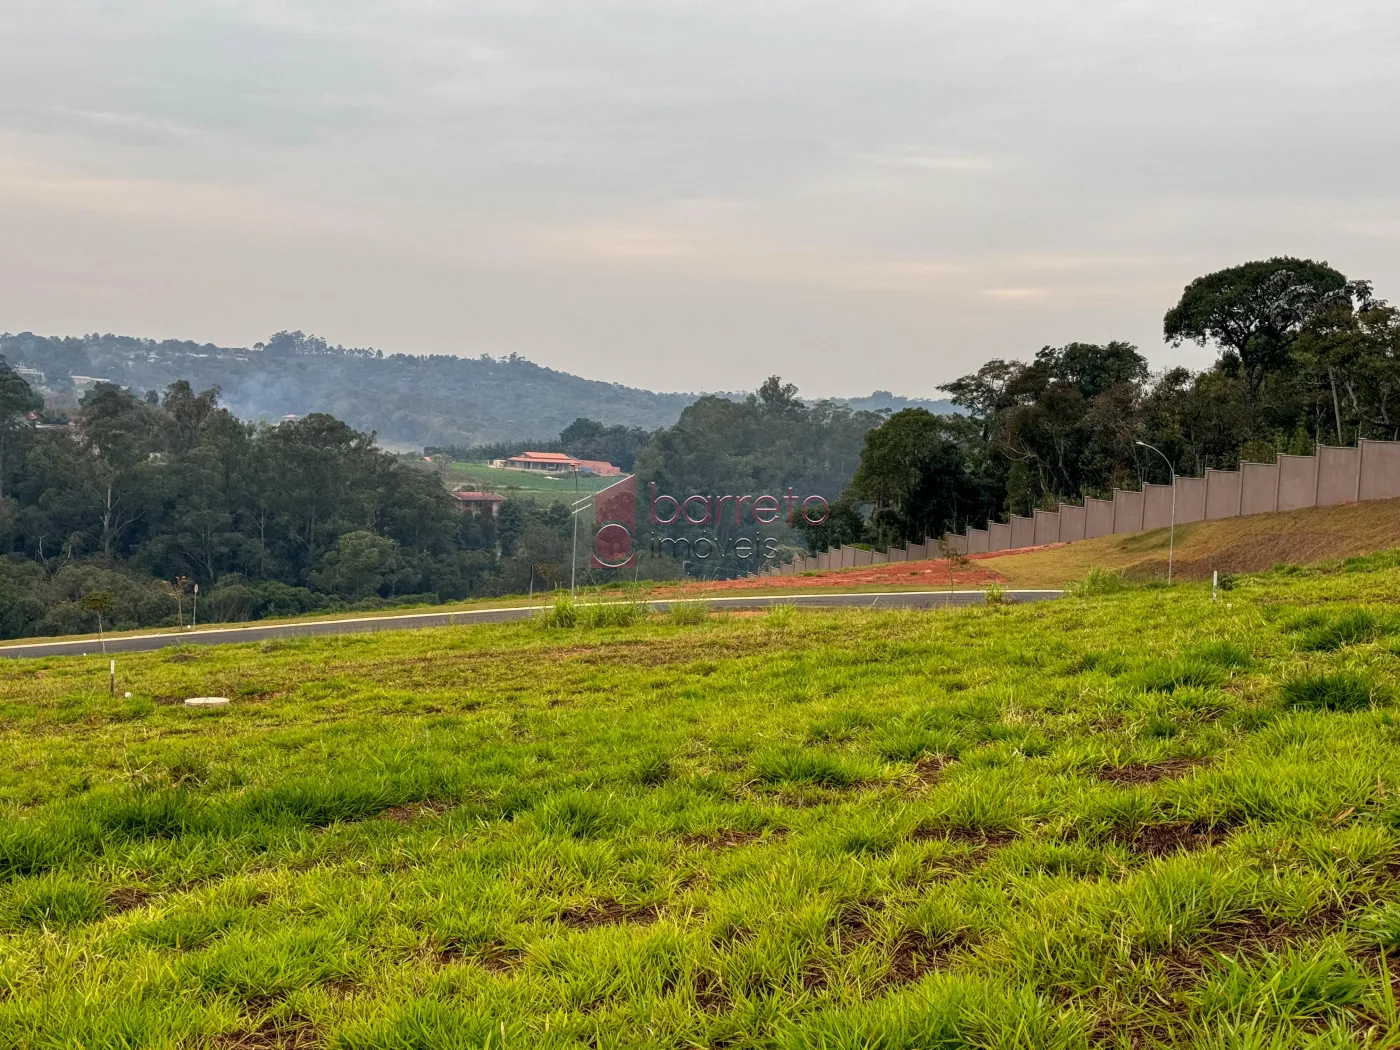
[0,589,1063,660]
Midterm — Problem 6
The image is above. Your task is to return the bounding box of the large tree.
[0,358,43,502]
[1163,257,1348,409]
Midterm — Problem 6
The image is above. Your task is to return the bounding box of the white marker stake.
[109,659,115,697]
[1212,570,1218,602]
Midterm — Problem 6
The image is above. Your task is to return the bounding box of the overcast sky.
[3,1,1398,396]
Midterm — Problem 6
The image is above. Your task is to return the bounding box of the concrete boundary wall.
[888,547,906,562]
[815,439,1400,566]
[853,548,872,567]
[1360,439,1400,501]
[1240,461,1279,516]
[1059,504,1086,542]
[1009,516,1034,549]
[1277,455,1318,511]
[1316,445,1360,506]
[1205,469,1242,520]
[1142,484,1173,532]
[1034,510,1060,546]
[1085,498,1114,538]
[1113,489,1144,534]
[1175,477,1206,523]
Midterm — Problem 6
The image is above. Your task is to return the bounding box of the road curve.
[0,589,1062,660]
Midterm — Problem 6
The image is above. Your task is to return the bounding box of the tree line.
[797,256,1400,552]
[0,376,612,639]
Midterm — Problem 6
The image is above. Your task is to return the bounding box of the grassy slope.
[6,562,1400,1045]
[990,497,1400,588]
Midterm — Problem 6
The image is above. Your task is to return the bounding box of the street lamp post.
[570,493,594,596]
[1135,441,1176,584]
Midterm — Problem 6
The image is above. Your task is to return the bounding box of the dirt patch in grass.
[1096,758,1210,785]
[692,969,732,1013]
[213,1017,319,1049]
[378,799,450,823]
[680,828,786,849]
[881,931,967,988]
[913,826,1016,848]
[1116,822,1228,857]
[558,900,661,929]
[106,887,153,913]
[913,756,947,786]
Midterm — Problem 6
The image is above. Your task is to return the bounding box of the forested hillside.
[0,330,698,449]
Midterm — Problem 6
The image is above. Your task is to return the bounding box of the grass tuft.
[1280,671,1389,712]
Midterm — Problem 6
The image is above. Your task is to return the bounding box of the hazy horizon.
[4,1,1398,397]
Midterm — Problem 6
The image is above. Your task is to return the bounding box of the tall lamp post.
[1135,440,1176,584]
[570,493,594,596]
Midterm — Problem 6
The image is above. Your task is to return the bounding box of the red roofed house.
[494,452,621,476]
[451,490,507,517]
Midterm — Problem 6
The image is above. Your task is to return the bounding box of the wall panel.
[1360,439,1400,501]
[1205,470,1242,520]
[1113,489,1145,534]
[1058,504,1086,542]
[1010,516,1035,549]
[1240,461,1280,516]
[1142,484,1173,531]
[1317,446,1361,506]
[1034,510,1060,546]
[1276,455,1318,511]
[1085,499,1115,538]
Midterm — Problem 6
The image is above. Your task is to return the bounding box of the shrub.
[1280,672,1388,712]
[581,600,645,629]
[537,594,578,629]
[983,584,1006,606]
[766,602,797,627]
[1065,567,1126,597]
[668,601,709,626]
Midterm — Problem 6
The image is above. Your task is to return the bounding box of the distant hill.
[0,330,698,450]
[0,330,956,448]
[831,391,957,415]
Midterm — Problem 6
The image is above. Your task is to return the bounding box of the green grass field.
[7,557,1400,1047]
[437,461,617,503]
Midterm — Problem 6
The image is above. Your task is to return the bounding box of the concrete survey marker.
[184,697,231,708]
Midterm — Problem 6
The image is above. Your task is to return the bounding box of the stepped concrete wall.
[809,441,1400,571]
[904,439,1400,567]
[1059,504,1086,542]
[1010,516,1035,549]
[1086,498,1114,538]
[1240,461,1279,516]
[1113,489,1144,534]
[1034,510,1060,546]
[1317,446,1361,506]
[1142,483,1173,531]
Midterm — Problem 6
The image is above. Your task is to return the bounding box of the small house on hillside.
[493,452,621,476]
[451,490,506,517]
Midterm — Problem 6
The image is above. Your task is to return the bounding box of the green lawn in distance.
[437,460,617,504]
[4,560,1400,1046]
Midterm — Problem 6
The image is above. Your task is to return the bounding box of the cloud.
[1,0,1399,396]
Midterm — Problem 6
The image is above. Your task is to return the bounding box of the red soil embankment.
[653,548,1051,596]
